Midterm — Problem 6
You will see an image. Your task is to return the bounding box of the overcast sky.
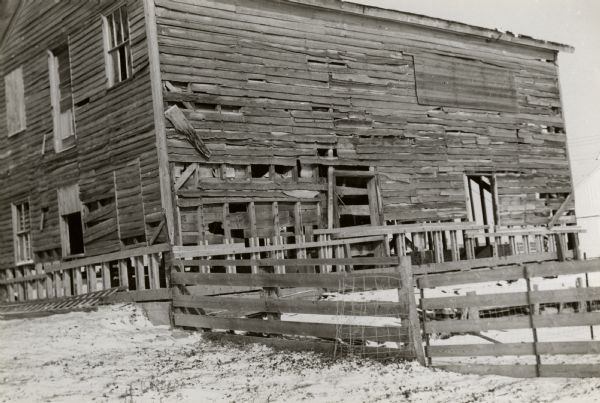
[354,0,600,183]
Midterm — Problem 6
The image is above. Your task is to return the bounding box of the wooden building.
[0,0,578,302]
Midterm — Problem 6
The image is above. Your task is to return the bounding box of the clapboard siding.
[155,0,572,227]
[0,0,162,275]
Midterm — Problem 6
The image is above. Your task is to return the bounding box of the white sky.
[353,0,600,183]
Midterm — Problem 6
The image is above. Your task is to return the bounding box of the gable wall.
[154,0,574,242]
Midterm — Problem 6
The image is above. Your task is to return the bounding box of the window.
[12,202,32,264]
[48,45,76,152]
[58,184,85,256]
[4,67,26,136]
[102,6,132,86]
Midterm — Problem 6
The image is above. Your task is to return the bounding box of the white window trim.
[101,5,133,88]
[11,201,33,266]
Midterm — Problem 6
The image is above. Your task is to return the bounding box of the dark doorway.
[65,212,84,255]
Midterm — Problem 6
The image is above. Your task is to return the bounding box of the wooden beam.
[142,0,175,244]
[547,193,573,228]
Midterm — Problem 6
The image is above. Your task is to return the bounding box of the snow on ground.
[1,304,600,403]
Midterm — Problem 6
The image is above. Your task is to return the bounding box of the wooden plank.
[172,235,386,257]
[33,244,171,275]
[172,271,402,290]
[427,341,600,357]
[143,0,175,243]
[547,193,573,228]
[174,314,407,340]
[318,222,487,238]
[438,363,600,378]
[418,257,598,288]
[422,287,600,310]
[176,256,398,267]
[149,253,161,289]
[135,256,146,290]
[118,260,129,289]
[173,294,407,316]
[424,312,600,334]
[101,262,111,290]
[203,332,415,359]
[397,254,426,365]
[539,364,600,378]
[103,288,171,303]
[436,364,538,378]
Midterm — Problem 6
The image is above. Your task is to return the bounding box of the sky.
[353,0,600,183]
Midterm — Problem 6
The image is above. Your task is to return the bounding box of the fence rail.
[418,259,600,378]
[172,255,425,362]
[1,244,170,303]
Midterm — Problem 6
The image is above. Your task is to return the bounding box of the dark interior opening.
[208,222,224,235]
[251,164,270,178]
[65,212,84,255]
[229,203,247,213]
[339,214,371,227]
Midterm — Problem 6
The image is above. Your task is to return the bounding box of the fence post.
[397,254,425,365]
[524,265,541,377]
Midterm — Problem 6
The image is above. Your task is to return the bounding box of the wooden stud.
[63,269,72,297]
[101,262,111,290]
[134,256,146,290]
[149,253,161,289]
[87,266,97,293]
[119,260,129,289]
[73,267,83,295]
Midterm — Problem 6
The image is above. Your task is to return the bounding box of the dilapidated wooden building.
[0,0,579,302]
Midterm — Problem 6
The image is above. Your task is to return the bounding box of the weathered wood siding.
[155,0,574,241]
[0,0,164,275]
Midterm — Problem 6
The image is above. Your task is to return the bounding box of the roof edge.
[284,0,575,53]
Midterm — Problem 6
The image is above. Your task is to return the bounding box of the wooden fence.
[0,244,170,303]
[171,254,425,362]
[417,259,600,377]
[2,222,582,303]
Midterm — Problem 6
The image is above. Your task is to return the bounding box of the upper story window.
[12,201,32,264]
[4,67,27,136]
[102,6,132,87]
[48,45,76,152]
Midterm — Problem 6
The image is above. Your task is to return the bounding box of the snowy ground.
[1,304,600,403]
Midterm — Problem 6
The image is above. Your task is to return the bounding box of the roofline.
[285,0,574,53]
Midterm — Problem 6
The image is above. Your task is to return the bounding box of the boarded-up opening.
[413,54,518,113]
[48,44,75,152]
[4,67,26,136]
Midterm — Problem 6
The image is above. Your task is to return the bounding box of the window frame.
[4,67,27,136]
[11,200,33,266]
[48,43,76,153]
[101,5,133,88]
